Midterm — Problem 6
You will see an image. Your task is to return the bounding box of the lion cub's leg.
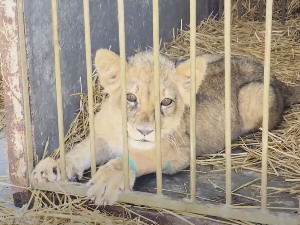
[238,82,283,133]
[61,136,109,181]
[85,145,191,206]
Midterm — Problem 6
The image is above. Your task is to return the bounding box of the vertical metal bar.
[259,0,264,22]
[219,0,224,19]
[17,0,34,177]
[117,0,130,191]
[83,0,96,176]
[0,0,30,199]
[237,0,242,19]
[51,0,66,180]
[224,0,232,205]
[153,0,162,195]
[189,0,197,202]
[281,0,286,25]
[261,0,273,211]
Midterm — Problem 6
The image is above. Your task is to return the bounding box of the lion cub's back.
[200,55,267,96]
[189,55,278,155]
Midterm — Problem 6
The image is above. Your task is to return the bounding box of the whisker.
[169,134,179,149]
[175,128,186,145]
[163,136,177,149]
[163,135,178,149]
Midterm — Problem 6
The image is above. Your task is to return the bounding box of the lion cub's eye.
[161,98,173,106]
[127,93,137,102]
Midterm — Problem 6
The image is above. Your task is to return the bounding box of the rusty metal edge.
[0,0,33,208]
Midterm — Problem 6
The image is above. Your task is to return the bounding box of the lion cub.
[31,49,300,206]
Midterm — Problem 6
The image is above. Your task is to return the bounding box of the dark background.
[23,0,219,158]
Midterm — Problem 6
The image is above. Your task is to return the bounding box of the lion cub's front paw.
[86,158,136,206]
[30,157,85,184]
[30,157,61,184]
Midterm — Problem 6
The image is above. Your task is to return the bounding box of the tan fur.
[31,49,300,206]
[238,82,278,131]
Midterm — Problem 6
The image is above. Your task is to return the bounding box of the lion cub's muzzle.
[137,128,153,136]
[127,122,155,143]
[136,128,153,142]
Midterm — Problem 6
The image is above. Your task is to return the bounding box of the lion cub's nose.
[137,129,153,136]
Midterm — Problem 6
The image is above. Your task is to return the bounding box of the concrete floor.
[0,130,20,211]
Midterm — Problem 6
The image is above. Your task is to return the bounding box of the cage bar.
[189,0,197,202]
[261,0,274,211]
[83,0,96,176]
[224,0,232,205]
[281,0,287,25]
[0,0,31,201]
[259,0,264,22]
[152,0,162,195]
[117,0,130,191]
[51,0,66,180]
[219,0,224,19]
[17,0,34,177]
[237,0,242,19]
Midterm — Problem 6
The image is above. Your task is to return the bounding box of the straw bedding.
[1,0,300,224]
[161,0,300,196]
[1,186,251,225]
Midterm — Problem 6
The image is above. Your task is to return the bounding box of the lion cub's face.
[125,57,184,150]
[95,49,207,150]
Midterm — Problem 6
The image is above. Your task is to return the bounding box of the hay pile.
[0,186,151,225]
[228,0,300,22]
[0,184,254,225]
[163,1,300,85]
[0,188,148,224]
[161,0,300,196]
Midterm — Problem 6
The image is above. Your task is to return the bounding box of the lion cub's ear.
[175,57,207,105]
[95,49,127,95]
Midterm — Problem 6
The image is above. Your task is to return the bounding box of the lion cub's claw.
[86,160,135,206]
[63,160,84,182]
[30,157,61,184]
[30,157,85,184]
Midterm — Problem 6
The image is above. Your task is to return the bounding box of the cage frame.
[0,0,299,224]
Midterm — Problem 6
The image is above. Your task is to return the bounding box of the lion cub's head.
[95,49,206,150]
